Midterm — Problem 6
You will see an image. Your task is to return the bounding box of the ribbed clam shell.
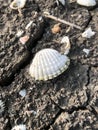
[29,48,70,81]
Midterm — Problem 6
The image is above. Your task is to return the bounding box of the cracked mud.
[0,0,98,130]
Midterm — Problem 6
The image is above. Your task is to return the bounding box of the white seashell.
[10,0,27,10]
[29,48,70,81]
[11,124,26,130]
[77,0,96,7]
[0,100,5,114]
[82,27,95,38]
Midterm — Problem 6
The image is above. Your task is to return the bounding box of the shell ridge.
[29,48,70,81]
[54,53,66,75]
[50,51,61,76]
[44,49,60,79]
[42,50,51,80]
[41,50,49,80]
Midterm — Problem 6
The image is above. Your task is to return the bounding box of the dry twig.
[43,12,82,30]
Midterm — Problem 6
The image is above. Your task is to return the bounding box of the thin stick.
[43,12,82,30]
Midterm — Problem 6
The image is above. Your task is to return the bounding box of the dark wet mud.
[0,0,98,129]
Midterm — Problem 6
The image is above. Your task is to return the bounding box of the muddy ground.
[0,0,98,130]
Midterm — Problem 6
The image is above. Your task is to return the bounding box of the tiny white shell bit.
[82,27,95,38]
[11,124,26,130]
[10,0,27,10]
[58,0,65,6]
[77,0,96,7]
[0,100,5,114]
[19,89,26,97]
[83,48,90,55]
[29,48,70,81]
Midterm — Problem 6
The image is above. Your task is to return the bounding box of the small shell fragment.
[82,27,95,38]
[25,21,33,30]
[83,48,90,55]
[10,0,27,10]
[29,48,70,81]
[19,89,26,97]
[51,23,61,34]
[61,36,71,55]
[19,35,29,45]
[0,100,5,114]
[77,0,96,7]
[58,0,65,6]
[11,124,26,130]
[16,30,24,37]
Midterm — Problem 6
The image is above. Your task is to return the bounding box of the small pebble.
[19,35,29,45]
[51,23,61,34]
[38,16,43,21]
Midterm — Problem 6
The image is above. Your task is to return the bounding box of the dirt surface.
[0,0,98,130]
